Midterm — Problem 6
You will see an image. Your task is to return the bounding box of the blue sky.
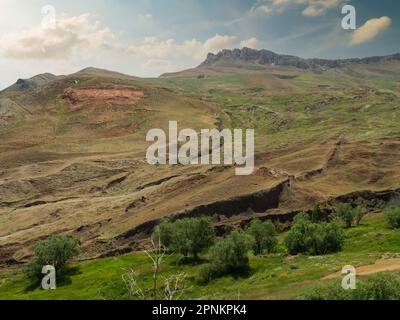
[0,0,398,89]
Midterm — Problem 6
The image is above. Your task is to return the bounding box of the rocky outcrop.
[200,47,400,70]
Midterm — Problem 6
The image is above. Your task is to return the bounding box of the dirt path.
[323,258,400,280]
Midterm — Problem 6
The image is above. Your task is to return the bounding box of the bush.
[311,204,323,223]
[198,230,254,283]
[153,217,215,261]
[300,273,400,300]
[334,203,367,228]
[24,235,80,282]
[284,213,344,256]
[334,203,354,228]
[385,207,400,229]
[152,220,175,247]
[246,219,277,255]
[353,206,367,226]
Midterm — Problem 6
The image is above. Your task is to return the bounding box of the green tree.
[334,203,367,228]
[246,219,277,255]
[284,213,314,255]
[152,220,175,248]
[284,213,344,256]
[311,204,322,223]
[207,230,254,276]
[385,208,400,229]
[24,235,80,282]
[353,206,367,226]
[154,217,215,261]
[334,203,354,228]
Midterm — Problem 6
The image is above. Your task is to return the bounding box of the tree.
[24,235,80,282]
[353,206,367,226]
[122,238,187,300]
[334,203,354,228]
[153,217,215,261]
[385,207,400,229]
[384,197,400,229]
[311,204,322,223]
[246,219,277,255]
[152,220,175,248]
[208,230,254,275]
[334,203,367,228]
[284,213,314,255]
[284,213,344,256]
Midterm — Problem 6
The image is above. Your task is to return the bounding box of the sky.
[0,0,399,89]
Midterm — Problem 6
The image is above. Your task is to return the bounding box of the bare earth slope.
[1,50,400,265]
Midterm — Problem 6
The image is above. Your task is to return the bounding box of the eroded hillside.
[1,53,400,265]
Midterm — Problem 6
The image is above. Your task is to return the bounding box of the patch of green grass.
[1,212,399,300]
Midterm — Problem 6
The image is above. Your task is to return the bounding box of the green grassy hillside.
[1,212,400,300]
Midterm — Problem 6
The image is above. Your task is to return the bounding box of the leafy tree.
[152,220,175,248]
[311,223,344,255]
[311,204,322,223]
[246,219,277,255]
[284,213,344,256]
[24,235,80,282]
[153,217,215,261]
[198,230,254,283]
[385,207,400,229]
[353,206,367,226]
[334,203,354,228]
[284,213,314,255]
[334,203,367,228]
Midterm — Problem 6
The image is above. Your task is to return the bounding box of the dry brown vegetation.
[0,61,399,266]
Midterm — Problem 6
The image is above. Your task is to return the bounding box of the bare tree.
[163,273,187,301]
[123,234,188,300]
[145,236,167,300]
[122,269,148,300]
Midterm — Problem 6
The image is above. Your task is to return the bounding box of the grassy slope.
[1,212,399,300]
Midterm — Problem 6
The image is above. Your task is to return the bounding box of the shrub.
[246,219,277,255]
[353,206,367,226]
[385,207,400,229]
[334,203,367,228]
[198,230,254,283]
[209,230,254,274]
[152,220,175,247]
[312,223,344,255]
[153,217,215,261]
[284,213,314,255]
[24,235,80,282]
[334,203,354,228]
[284,213,344,256]
[311,204,322,223]
[300,273,400,300]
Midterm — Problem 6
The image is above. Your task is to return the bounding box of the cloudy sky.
[0,0,398,89]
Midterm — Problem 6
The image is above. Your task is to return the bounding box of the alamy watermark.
[341,265,356,290]
[41,265,56,290]
[341,5,356,30]
[146,121,255,176]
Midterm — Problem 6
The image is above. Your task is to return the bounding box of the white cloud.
[0,14,113,60]
[253,0,343,17]
[124,34,237,62]
[255,5,273,14]
[302,6,325,16]
[300,0,342,16]
[350,16,391,46]
[240,37,259,48]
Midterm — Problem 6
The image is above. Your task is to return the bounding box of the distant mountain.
[6,73,58,91]
[199,47,400,70]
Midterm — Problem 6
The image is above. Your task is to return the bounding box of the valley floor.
[1,212,400,300]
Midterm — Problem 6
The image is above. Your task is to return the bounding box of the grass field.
[1,212,399,300]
